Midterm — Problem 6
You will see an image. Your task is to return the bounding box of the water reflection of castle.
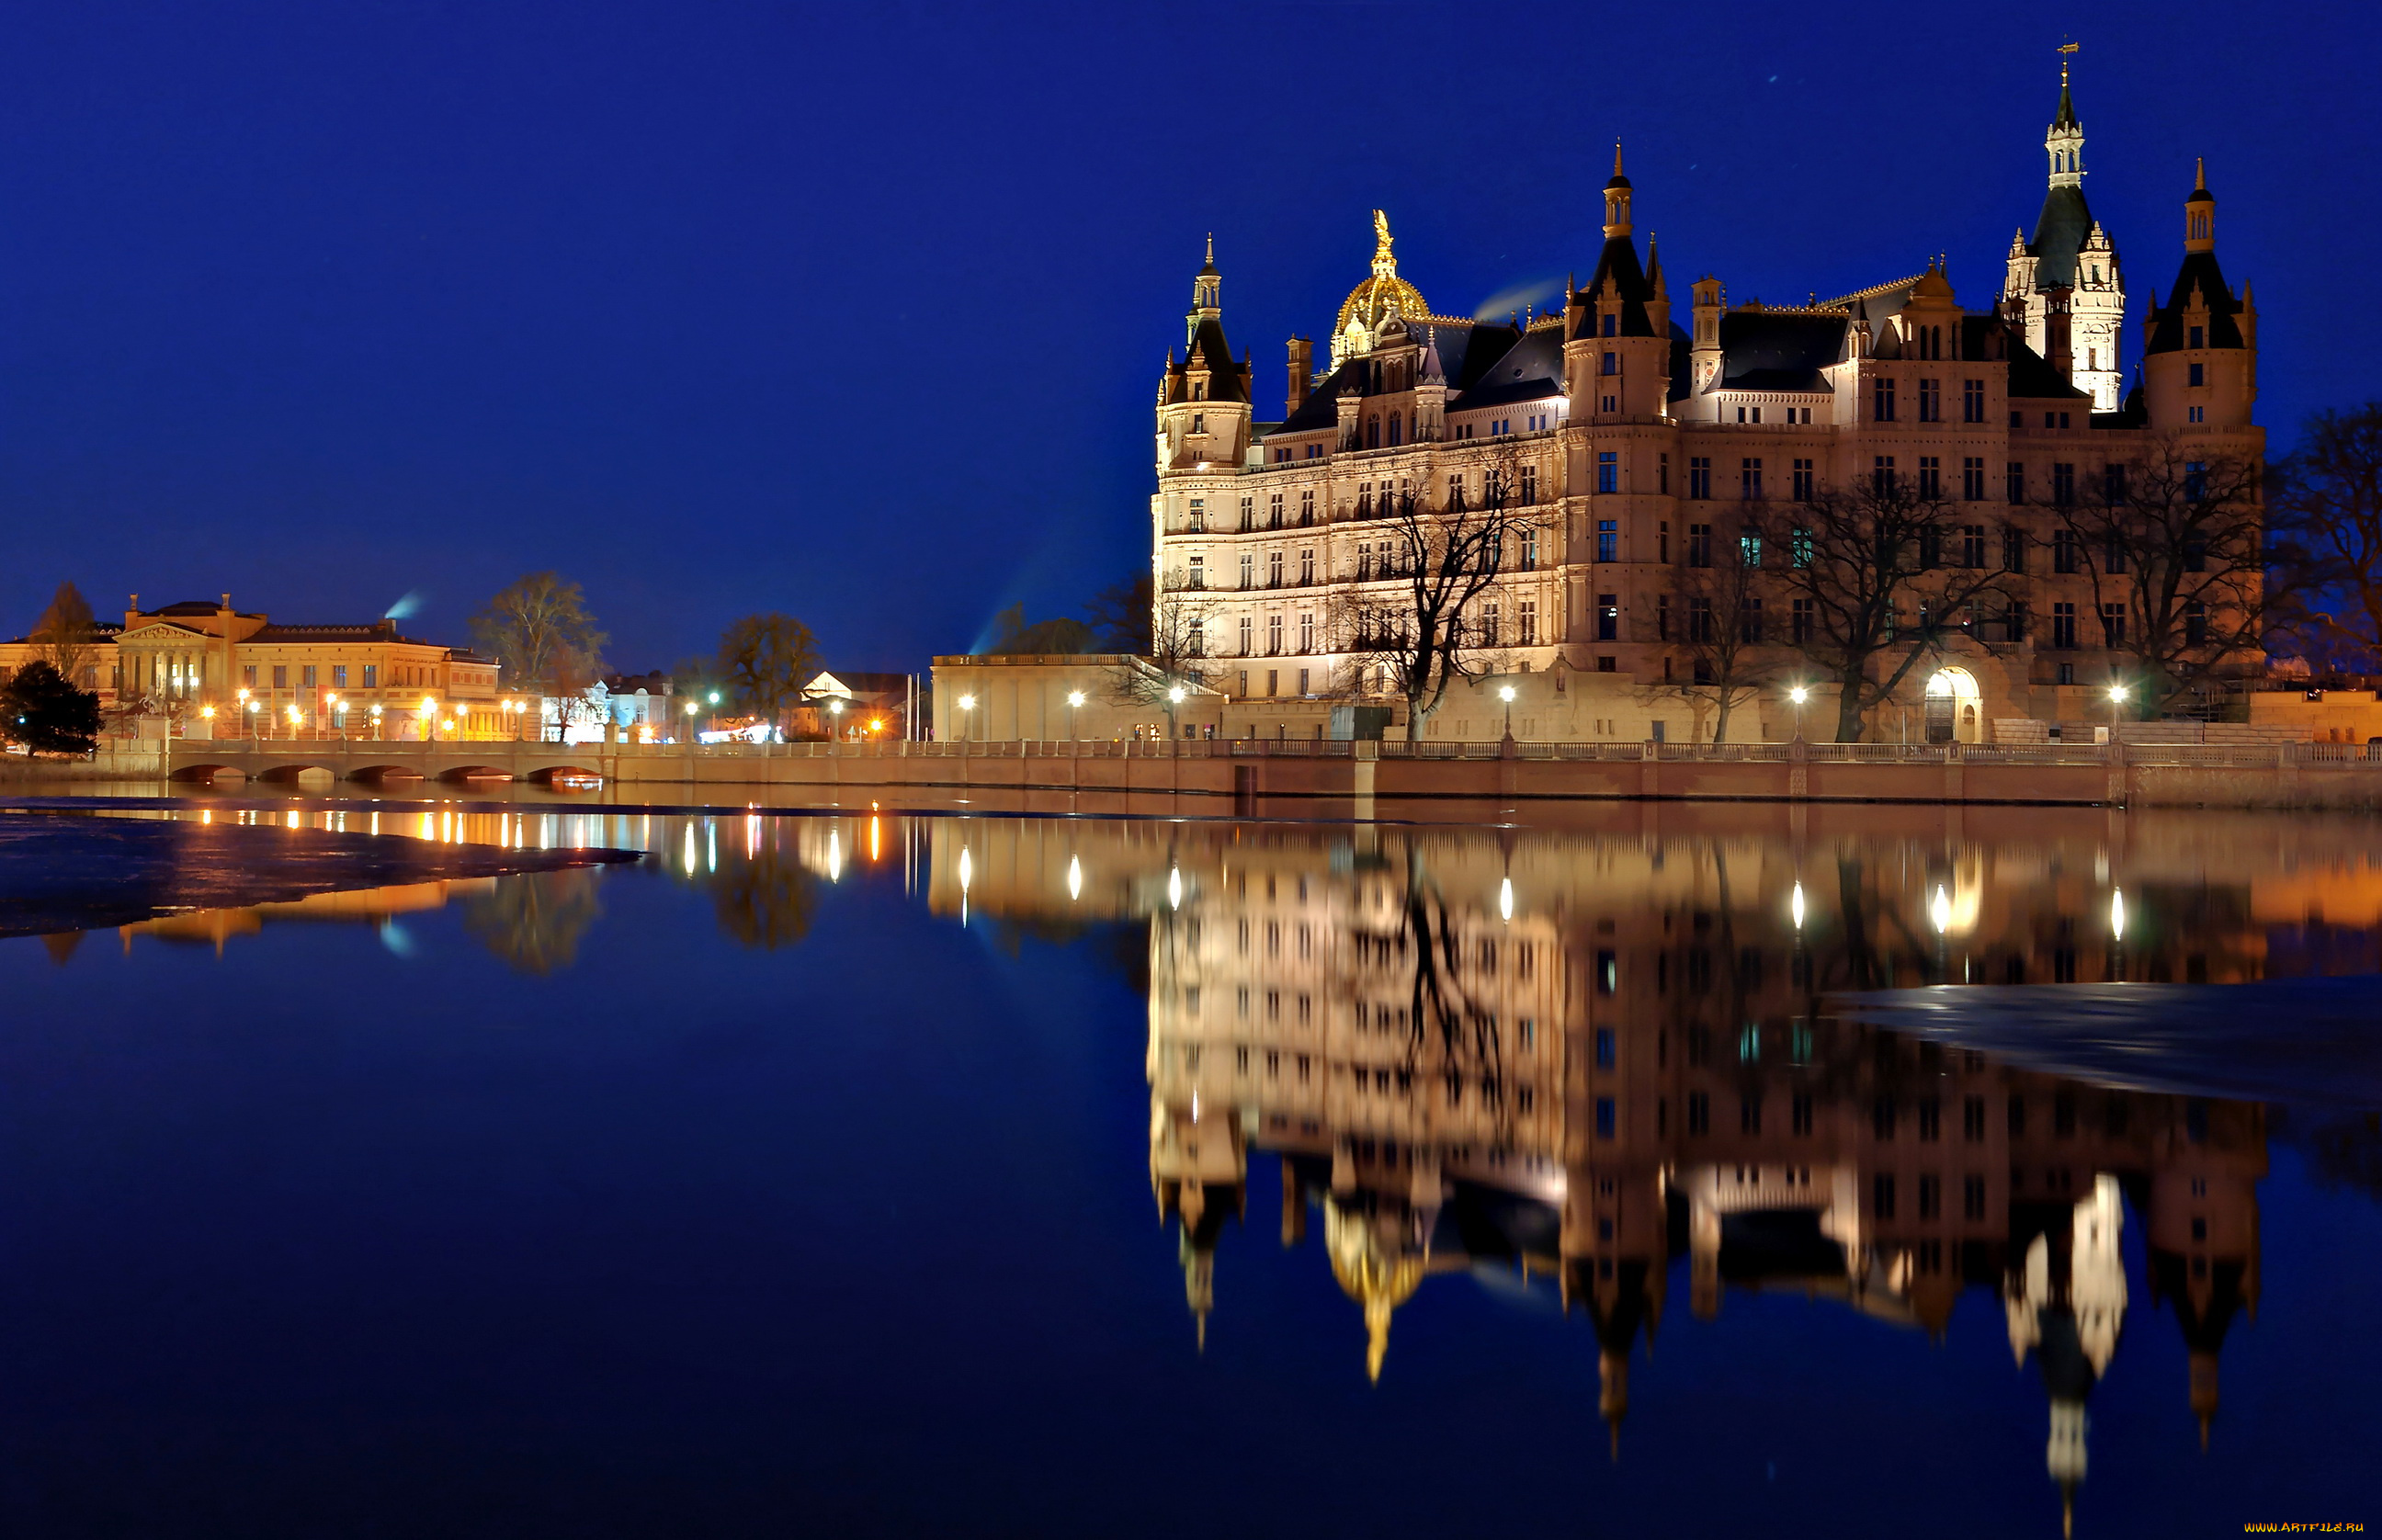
[924,815,2333,1536]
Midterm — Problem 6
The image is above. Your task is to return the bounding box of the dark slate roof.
[1448,327,1562,411]
[1167,315,1252,404]
[1708,311,1846,393]
[1267,320,1500,439]
[1276,362,1355,434]
[2006,332,2090,401]
[2026,184,2096,291]
[2144,250,2246,354]
[1667,323,1692,402]
[1574,235,1658,337]
[249,620,440,645]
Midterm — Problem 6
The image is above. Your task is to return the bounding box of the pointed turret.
[2142,160,2254,430]
[2004,49,2127,409]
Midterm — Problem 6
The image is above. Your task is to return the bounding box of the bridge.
[153,738,619,785]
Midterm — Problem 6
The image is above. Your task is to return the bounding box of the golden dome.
[1324,1199,1427,1382]
[1332,209,1431,368]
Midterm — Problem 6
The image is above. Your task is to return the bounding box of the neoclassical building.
[1150,72,2262,741]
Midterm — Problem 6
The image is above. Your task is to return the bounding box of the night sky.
[0,1,2368,674]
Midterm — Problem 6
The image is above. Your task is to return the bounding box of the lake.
[0,798,2376,1536]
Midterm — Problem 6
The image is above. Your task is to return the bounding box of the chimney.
[2044,285,2074,382]
[1286,335,1312,416]
[220,593,231,610]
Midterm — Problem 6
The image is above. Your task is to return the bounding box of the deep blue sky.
[0,1,2369,674]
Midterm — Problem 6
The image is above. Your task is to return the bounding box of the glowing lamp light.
[958,696,976,710]
[199,705,215,719]
[2108,684,2130,704]
[1067,691,1085,708]
[1789,685,1810,705]
[1167,685,1186,705]
[1498,685,1516,703]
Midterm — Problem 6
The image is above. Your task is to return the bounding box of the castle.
[1150,67,2262,742]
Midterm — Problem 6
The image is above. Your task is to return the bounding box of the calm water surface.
[1,802,2377,1537]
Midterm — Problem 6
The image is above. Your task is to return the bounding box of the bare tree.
[1084,573,1155,654]
[1651,514,1779,742]
[2268,403,2382,674]
[470,572,607,696]
[716,612,821,734]
[1108,590,1214,737]
[30,582,98,693]
[1765,473,2020,742]
[2051,439,2271,717]
[1335,448,1551,742]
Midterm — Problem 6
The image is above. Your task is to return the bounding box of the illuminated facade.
[0,594,506,735]
[1151,72,2262,740]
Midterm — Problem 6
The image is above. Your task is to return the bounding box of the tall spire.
[2185,158,2217,253]
[1602,140,1634,239]
[2047,44,2086,187]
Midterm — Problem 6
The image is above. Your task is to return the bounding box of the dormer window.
[1192,381,1206,401]
[1602,313,1616,338]
[2188,324,2205,349]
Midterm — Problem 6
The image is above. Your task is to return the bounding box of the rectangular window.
[2052,601,2078,650]
[1872,377,1896,422]
[1918,378,1940,422]
[1739,597,1764,644]
[333,664,347,688]
[1688,596,1714,643]
[243,664,257,687]
[362,664,377,687]
[1268,550,1283,586]
[1187,556,1205,589]
[2006,462,2025,504]
[1601,350,1616,376]
[1597,451,1618,494]
[1299,489,1314,525]
[1792,458,1814,501]
[2103,464,2127,505]
[1687,523,1711,568]
[1659,453,1670,494]
[1519,599,1537,647]
[273,665,288,689]
[1595,1097,1616,1139]
[2051,462,2076,505]
[1961,525,1986,569]
[2101,603,2127,648]
[1266,616,1282,654]
[1918,1174,1941,1219]
[1656,594,1671,641]
[1964,1173,1987,1220]
[1520,527,1538,571]
[2186,460,2206,499]
[1240,552,1255,589]
[1267,493,1283,527]
[1596,594,1618,641]
[2053,529,2080,572]
[2103,533,2127,575]
[1596,518,1617,563]
[1447,474,1465,513]
[301,664,317,688]
[2184,598,2207,646]
[1186,497,1205,532]
[1791,596,1814,643]
[1299,549,1313,584]
[1872,457,1896,497]
[2188,323,2206,350]
[1790,527,1813,568]
[1519,465,1537,504]
[2188,361,2205,387]
[1481,605,1500,647]
[1962,456,1986,501]
[1962,378,1985,423]
[1741,458,1763,500]
[1687,1092,1709,1136]
[1299,613,1314,652]
[1873,1173,1897,1220]
[1917,456,1941,499]
[1187,619,1205,656]
[1594,1028,1616,1068]
[1237,617,1252,655]
[1689,457,1711,500]
[1739,531,1762,568]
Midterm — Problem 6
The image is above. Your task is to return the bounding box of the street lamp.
[830,698,845,741]
[420,696,438,744]
[369,703,383,741]
[1166,683,1186,743]
[1067,689,1084,742]
[1499,682,1517,740]
[684,699,698,743]
[1789,685,1809,741]
[958,694,975,742]
[2107,682,2129,744]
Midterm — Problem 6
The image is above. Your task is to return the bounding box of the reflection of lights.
[1067,855,1083,900]
[826,828,843,882]
[1791,881,1806,930]
[2111,887,2127,940]
[1499,877,1514,922]
[1930,885,1952,935]
[869,816,880,863]
[959,846,973,925]
[1167,866,1182,911]
[682,822,696,874]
